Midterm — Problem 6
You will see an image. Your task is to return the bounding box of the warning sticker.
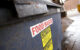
[41,26,53,50]
[30,18,53,37]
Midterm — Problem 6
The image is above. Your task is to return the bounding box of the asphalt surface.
[63,14,80,50]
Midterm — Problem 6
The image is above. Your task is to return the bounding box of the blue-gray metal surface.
[0,13,62,50]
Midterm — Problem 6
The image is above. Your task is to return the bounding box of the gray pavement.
[63,14,80,50]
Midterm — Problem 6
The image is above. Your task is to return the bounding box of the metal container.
[0,2,63,50]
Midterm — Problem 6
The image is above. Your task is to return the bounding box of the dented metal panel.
[15,4,48,18]
[14,0,44,4]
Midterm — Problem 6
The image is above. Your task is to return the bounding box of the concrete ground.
[62,9,80,50]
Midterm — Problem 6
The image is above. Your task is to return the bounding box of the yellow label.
[41,26,53,50]
[44,40,53,50]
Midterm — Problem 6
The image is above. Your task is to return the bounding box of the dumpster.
[0,0,63,50]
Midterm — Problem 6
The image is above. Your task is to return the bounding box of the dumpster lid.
[44,1,62,8]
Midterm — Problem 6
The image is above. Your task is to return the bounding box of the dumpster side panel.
[0,13,62,50]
